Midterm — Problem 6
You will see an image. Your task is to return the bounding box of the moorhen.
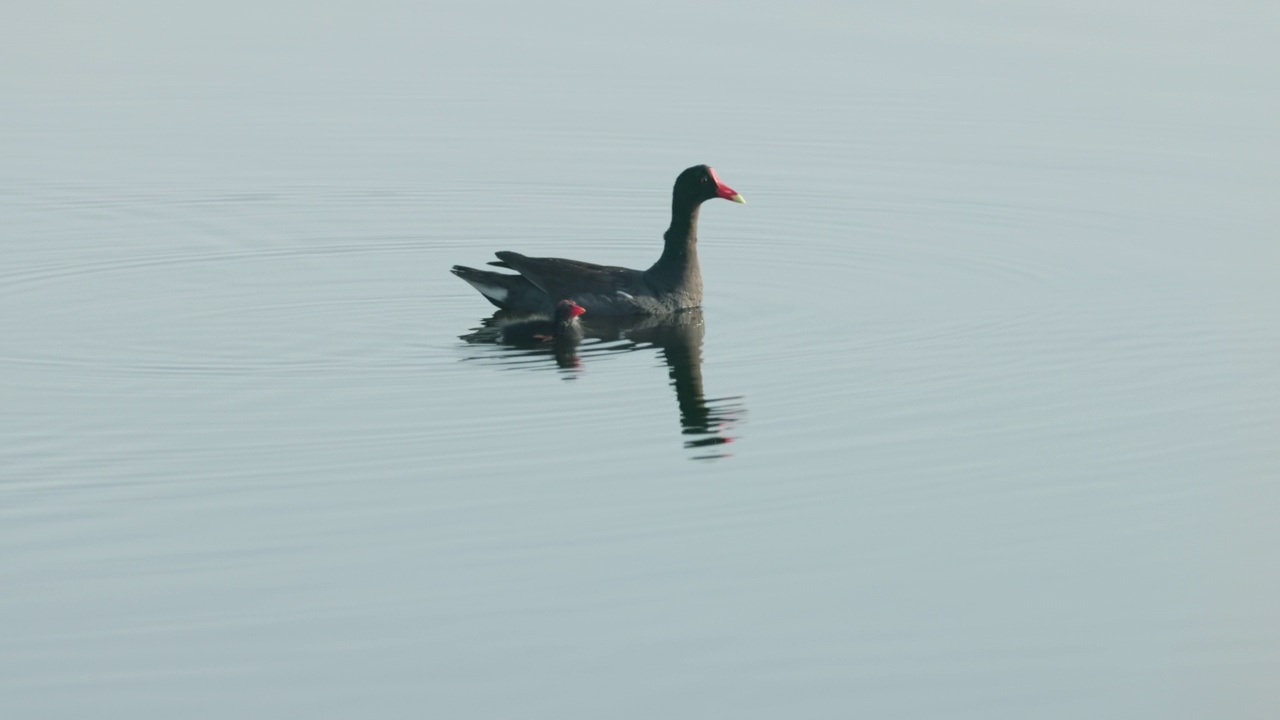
[451,165,744,315]
[499,299,587,346]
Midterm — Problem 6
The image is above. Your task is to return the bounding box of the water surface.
[3,2,1278,718]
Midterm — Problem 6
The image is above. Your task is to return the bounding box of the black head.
[554,299,587,324]
[673,165,746,206]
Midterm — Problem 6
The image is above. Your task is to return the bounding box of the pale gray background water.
[3,2,1278,718]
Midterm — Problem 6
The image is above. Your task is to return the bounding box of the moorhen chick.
[499,299,587,346]
[452,165,744,315]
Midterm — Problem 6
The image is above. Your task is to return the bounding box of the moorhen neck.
[451,165,744,315]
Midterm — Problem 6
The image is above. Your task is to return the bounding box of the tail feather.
[451,265,541,310]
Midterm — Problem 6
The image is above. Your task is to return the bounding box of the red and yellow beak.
[709,167,746,204]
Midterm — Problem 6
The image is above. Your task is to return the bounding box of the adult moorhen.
[499,299,587,346]
[451,165,745,315]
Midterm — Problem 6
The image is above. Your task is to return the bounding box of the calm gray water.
[3,2,1279,718]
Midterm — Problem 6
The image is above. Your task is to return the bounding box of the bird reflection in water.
[458,309,744,459]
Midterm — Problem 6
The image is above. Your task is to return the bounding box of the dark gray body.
[451,165,737,316]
